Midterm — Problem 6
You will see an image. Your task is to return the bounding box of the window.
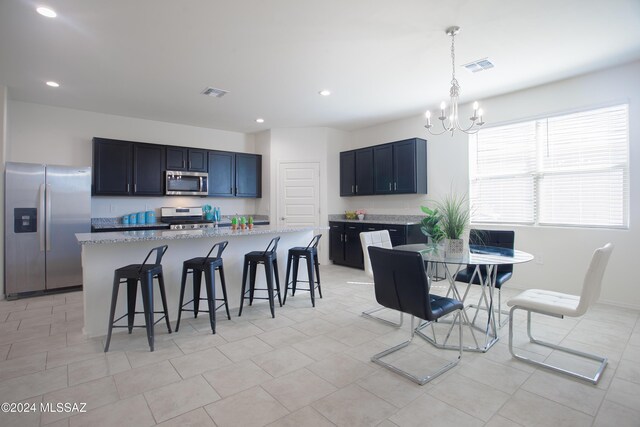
[469,104,629,228]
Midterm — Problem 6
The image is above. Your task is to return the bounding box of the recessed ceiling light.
[46,81,60,88]
[255,118,265,123]
[318,90,331,96]
[36,7,57,18]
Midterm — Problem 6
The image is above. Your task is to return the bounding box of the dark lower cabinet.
[329,221,427,269]
[235,153,261,198]
[208,150,235,197]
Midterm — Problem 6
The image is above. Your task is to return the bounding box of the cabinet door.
[344,224,364,268]
[373,144,393,194]
[329,227,344,262]
[340,151,356,196]
[386,225,407,247]
[235,153,262,198]
[133,143,165,196]
[93,138,132,195]
[393,140,417,193]
[188,149,208,172]
[208,151,235,197]
[355,148,374,195]
[166,146,187,170]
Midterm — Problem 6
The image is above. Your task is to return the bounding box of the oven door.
[165,171,209,196]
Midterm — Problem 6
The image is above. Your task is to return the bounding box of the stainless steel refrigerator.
[5,162,91,298]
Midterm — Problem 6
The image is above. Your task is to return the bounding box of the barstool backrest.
[204,241,229,263]
[263,236,280,255]
[139,245,168,272]
[305,234,323,250]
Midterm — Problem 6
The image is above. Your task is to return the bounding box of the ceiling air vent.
[462,58,495,73]
[201,87,229,98]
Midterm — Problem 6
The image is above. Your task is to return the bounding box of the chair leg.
[204,264,216,334]
[157,272,172,333]
[175,265,189,332]
[265,261,275,318]
[126,278,137,334]
[273,259,282,307]
[291,256,299,296]
[217,264,231,320]
[314,256,322,298]
[249,262,257,306]
[371,313,462,385]
[307,254,316,307]
[283,253,292,304]
[508,306,607,384]
[193,270,202,318]
[104,276,120,352]
[238,258,249,316]
[140,274,155,352]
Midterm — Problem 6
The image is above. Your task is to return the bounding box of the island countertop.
[76,225,322,245]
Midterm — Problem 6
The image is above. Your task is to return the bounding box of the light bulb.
[440,101,446,110]
[36,7,56,18]
[473,101,479,111]
[425,110,431,119]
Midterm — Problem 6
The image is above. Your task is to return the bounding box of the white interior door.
[278,162,320,229]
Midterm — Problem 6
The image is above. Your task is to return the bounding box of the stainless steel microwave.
[165,171,208,196]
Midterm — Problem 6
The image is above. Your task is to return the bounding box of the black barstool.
[104,245,171,352]
[283,234,323,307]
[175,241,231,334]
[238,236,281,318]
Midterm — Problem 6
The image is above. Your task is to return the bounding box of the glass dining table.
[394,243,534,352]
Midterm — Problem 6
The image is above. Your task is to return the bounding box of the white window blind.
[469,104,629,228]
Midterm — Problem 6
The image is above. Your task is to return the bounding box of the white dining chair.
[360,230,403,327]
[507,243,613,384]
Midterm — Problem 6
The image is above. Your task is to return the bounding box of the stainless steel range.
[160,207,214,230]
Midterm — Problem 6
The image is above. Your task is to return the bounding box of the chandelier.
[424,26,485,136]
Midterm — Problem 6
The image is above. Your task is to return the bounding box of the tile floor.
[0,264,639,427]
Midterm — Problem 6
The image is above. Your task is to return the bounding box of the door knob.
[280,217,285,220]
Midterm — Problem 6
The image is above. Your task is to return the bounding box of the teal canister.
[129,213,137,225]
[137,212,146,225]
[122,215,129,225]
[145,210,155,224]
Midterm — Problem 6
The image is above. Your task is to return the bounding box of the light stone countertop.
[76,225,325,246]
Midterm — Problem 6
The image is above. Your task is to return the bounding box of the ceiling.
[1,0,639,134]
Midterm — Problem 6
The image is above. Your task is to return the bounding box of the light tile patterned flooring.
[0,264,639,426]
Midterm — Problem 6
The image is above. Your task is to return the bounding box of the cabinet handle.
[344,234,348,242]
[182,160,185,169]
[389,182,391,190]
[351,185,354,194]
[127,184,130,193]
[189,161,192,169]
[394,182,397,190]
[367,227,375,231]
[355,184,358,193]
[340,234,343,242]
[389,228,398,232]
[134,184,137,192]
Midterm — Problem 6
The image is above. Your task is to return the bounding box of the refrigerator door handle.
[39,183,46,251]
[46,184,52,251]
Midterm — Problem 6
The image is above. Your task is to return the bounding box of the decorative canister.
[145,210,155,224]
[122,215,130,225]
[129,213,137,225]
[137,212,146,225]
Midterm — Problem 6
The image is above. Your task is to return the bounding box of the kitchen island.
[76,226,317,337]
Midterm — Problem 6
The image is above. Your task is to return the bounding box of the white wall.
[7,101,257,218]
[344,61,640,308]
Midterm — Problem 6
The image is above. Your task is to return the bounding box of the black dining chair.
[455,229,515,327]
[368,246,463,385]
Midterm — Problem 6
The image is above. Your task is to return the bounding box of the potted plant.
[240,216,246,230]
[248,216,254,230]
[231,216,238,230]
[356,209,366,220]
[421,193,470,256]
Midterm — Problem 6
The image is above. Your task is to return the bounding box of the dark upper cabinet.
[340,148,374,196]
[93,138,132,195]
[342,137,427,196]
[340,151,356,196]
[93,138,165,196]
[133,143,165,196]
[354,148,374,195]
[235,153,262,198]
[208,150,235,197]
[166,146,207,172]
[394,138,427,194]
[373,143,394,194]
